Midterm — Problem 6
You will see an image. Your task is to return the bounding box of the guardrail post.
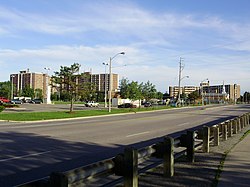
[163,136,174,177]
[247,113,250,126]
[212,125,219,146]
[49,172,68,187]
[233,119,238,134]
[237,117,241,132]
[228,120,232,138]
[202,126,210,153]
[124,147,138,187]
[243,115,247,127]
[186,130,195,163]
[240,116,244,129]
[222,122,227,141]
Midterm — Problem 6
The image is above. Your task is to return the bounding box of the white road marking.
[0,151,51,162]
[126,131,150,138]
[177,122,190,127]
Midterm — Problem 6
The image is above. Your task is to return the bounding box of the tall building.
[10,70,120,100]
[169,82,240,103]
[83,72,119,92]
[169,86,199,98]
[202,84,240,102]
[10,69,48,98]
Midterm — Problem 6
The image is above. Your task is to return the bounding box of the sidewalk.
[217,132,250,187]
[139,126,250,187]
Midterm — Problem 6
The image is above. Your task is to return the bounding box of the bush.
[0,106,5,112]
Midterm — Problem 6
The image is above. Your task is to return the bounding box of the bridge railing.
[19,112,250,187]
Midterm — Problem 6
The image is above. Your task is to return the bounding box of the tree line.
[0,81,43,99]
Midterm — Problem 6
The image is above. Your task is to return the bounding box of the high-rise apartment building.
[202,84,240,102]
[169,86,199,98]
[10,69,48,98]
[10,70,120,100]
[169,83,240,102]
[82,72,119,92]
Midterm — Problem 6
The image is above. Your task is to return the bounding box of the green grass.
[0,105,172,121]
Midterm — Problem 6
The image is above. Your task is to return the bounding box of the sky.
[0,0,250,94]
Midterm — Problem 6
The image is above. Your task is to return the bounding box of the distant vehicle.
[85,101,99,107]
[11,99,23,104]
[118,103,137,108]
[30,99,43,104]
[0,97,10,104]
[144,102,152,107]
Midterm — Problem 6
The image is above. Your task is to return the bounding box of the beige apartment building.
[10,70,119,100]
[202,84,240,102]
[169,83,240,102]
[10,69,47,98]
[169,86,199,98]
[90,73,119,92]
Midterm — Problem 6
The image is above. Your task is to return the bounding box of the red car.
[0,97,11,104]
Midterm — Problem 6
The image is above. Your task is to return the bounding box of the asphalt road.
[0,104,249,186]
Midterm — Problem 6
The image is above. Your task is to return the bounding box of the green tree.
[127,81,142,101]
[0,81,11,98]
[34,88,43,99]
[163,92,170,100]
[156,92,164,100]
[242,92,250,103]
[22,86,35,98]
[188,90,200,102]
[79,82,96,101]
[141,81,157,101]
[51,63,82,113]
[120,78,130,99]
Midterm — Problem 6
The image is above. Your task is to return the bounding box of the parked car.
[30,99,43,104]
[118,103,137,108]
[0,97,10,104]
[144,102,152,107]
[85,101,99,107]
[10,99,23,104]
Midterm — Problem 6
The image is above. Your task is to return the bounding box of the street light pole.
[44,67,51,104]
[11,75,15,100]
[177,57,185,105]
[201,78,209,106]
[108,52,125,112]
[103,62,108,108]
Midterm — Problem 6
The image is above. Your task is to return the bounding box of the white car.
[85,101,99,107]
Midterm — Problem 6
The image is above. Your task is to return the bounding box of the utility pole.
[177,57,184,105]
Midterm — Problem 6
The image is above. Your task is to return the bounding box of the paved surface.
[139,125,250,187]
[218,132,250,187]
[0,104,249,186]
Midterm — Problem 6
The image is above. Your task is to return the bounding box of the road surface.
[0,104,249,186]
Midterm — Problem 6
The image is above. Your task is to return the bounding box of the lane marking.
[126,131,150,138]
[177,122,190,127]
[0,151,51,162]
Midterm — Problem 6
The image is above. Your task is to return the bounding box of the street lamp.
[11,75,15,100]
[201,78,209,106]
[108,52,125,112]
[102,62,108,108]
[44,67,51,104]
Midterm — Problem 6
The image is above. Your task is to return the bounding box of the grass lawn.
[0,105,171,121]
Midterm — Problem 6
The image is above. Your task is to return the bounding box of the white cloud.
[0,2,250,93]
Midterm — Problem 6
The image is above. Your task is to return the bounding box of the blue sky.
[0,0,250,94]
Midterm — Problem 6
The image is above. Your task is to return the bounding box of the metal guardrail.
[18,112,250,187]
